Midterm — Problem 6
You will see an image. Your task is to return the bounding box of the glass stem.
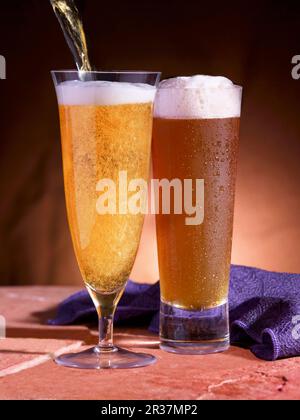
[86,285,124,353]
[98,308,115,351]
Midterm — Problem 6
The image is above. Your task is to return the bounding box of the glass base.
[55,346,157,369]
[160,338,229,355]
[160,301,229,355]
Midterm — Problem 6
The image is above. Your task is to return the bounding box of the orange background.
[0,0,300,286]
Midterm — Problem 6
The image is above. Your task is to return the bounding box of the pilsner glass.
[152,76,242,354]
[52,71,160,369]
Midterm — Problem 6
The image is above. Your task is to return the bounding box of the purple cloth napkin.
[49,265,300,361]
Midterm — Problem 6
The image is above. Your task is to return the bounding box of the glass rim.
[51,70,162,75]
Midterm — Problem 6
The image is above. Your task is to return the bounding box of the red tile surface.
[0,338,82,377]
[0,286,300,400]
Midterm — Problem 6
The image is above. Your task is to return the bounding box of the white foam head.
[56,80,156,106]
[154,75,242,119]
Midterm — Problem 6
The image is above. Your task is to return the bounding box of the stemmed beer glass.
[52,71,160,369]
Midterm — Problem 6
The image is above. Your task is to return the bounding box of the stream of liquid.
[50,0,92,71]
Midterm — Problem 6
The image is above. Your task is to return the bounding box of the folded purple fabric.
[49,265,300,361]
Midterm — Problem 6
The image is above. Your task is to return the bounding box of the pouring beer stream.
[50,0,92,71]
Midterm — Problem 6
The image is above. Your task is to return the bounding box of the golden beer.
[59,101,153,293]
[153,117,240,310]
[153,75,242,354]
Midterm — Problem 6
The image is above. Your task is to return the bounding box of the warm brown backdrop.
[0,0,300,286]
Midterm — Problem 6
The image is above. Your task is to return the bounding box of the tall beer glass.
[52,71,160,369]
[153,76,242,354]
